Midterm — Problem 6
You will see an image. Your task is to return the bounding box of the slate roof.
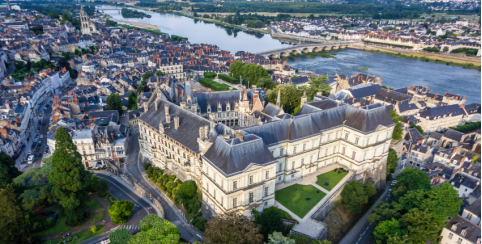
[195,90,240,113]
[203,134,276,176]
[445,215,481,243]
[419,104,467,120]
[450,173,480,190]
[405,127,424,142]
[244,105,394,146]
[444,129,465,142]
[349,84,382,99]
[138,97,211,153]
[465,197,481,218]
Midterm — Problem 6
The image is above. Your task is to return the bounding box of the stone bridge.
[257,42,353,59]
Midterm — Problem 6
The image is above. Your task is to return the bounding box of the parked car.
[31,142,37,149]
[37,153,41,158]
[40,134,43,139]
[27,155,35,164]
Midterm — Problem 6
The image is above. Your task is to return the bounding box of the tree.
[443,46,449,53]
[131,214,180,244]
[156,70,164,76]
[373,218,405,244]
[106,93,124,115]
[255,208,284,241]
[91,225,98,233]
[256,76,276,89]
[0,184,29,244]
[127,91,138,110]
[400,208,442,243]
[48,127,89,225]
[368,202,402,225]
[341,180,374,214]
[389,110,404,140]
[266,84,302,115]
[268,232,295,244]
[178,180,197,200]
[228,60,245,79]
[409,124,424,135]
[142,71,154,81]
[392,168,431,201]
[108,200,134,224]
[0,151,20,188]
[299,76,332,101]
[109,228,133,244]
[204,212,264,244]
[387,148,399,177]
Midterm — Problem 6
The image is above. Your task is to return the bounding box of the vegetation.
[316,168,349,191]
[451,121,481,133]
[0,184,30,243]
[369,168,461,243]
[49,128,89,225]
[229,60,272,88]
[275,184,326,218]
[108,200,134,224]
[268,231,295,244]
[109,214,180,244]
[218,73,238,84]
[199,78,232,91]
[128,91,138,111]
[253,208,285,241]
[423,47,440,53]
[363,40,413,49]
[298,75,332,101]
[146,167,206,232]
[204,72,217,79]
[357,67,369,71]
[121,8,151,19]
[386,148,399,180]
[46,225,105,244]
[389,110,403,140]
[341,180,376,214]
[204,212,264,244]
[0,151,20,189]
[451,47,479,56]
[106,93,124,116]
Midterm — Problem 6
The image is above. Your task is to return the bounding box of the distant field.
[188,11,357,17]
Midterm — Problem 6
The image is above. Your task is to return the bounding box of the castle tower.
[80,5,91,35]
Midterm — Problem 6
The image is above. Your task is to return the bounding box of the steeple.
[276,89,281,107]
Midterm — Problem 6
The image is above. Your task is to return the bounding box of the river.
[101,7,481,103]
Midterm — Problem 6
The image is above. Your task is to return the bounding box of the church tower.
[80,5,91,35]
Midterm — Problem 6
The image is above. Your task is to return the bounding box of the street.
[124,134,203,243]
[78,173,153,244]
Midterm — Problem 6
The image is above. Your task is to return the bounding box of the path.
[42,195,118,241]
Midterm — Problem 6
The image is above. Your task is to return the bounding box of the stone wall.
[153,198,165,219]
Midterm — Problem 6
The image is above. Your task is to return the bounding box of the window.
[376,135,379,142]
[280,148,284,156]
[342,147,346,155]
[457,238,463,244]
[214,190,216,200]
[355,137,359,145]
[334,146,337,154]
[467,213,473,220]
[345,133,349,140]
[264,187,268,197]
[325,148,328,157]
[233,181,237,190]
[293,146,297,154]
[301,159,304,165]
[303,144,306,151]
[221,196,223,206]
[310,155,313,163]
[352,152,356,160]
[292,161,295,170]
[233,198,237,208]
[265,171,269,179]
[461,229,467,237]
[448,233,453,239]
[249,192,254,203]
[327,134,331,141]
[278,163,282,172]
[249,175,253,185]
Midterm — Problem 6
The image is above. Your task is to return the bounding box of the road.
[339,187,391,244]
[124,134,203,243]
[78,173,153,244]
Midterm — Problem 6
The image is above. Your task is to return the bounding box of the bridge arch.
[290,50,299,55]
[280,52,289,58]
[312,47,321,52]
[323,46,330,51]
[331,46,338,50]
[302,48,310,54]
[268,54,277,60]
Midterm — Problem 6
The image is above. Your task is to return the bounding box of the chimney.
[199,126,205,140]
[165,104,170,123]
[174,117,179,129]
[207,88,212,93]
[387,88,391,92]
[229,87,232,91]
[445,91,449,96]
[460,105,465,109]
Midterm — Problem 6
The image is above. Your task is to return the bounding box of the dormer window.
[461,229,467,237]
[451,224,458,231]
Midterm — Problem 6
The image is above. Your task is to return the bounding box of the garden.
[199,77,233,91]
[275,184,326,218]
[316,168,349,191]
[44,225,105,244]
[145,164,207,232]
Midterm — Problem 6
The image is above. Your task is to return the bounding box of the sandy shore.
[114,19,161,31]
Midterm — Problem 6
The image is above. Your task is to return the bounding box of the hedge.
[451,121,481,133]
[218,74,238,84]
[204,72,217,79]
[199,78,232,91]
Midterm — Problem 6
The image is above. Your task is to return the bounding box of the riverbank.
[351,43,481,70]
[114,19,162,31]
[174,11,271,34]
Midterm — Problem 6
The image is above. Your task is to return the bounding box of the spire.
[276,89,281,107]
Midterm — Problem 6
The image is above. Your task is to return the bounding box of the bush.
[218,74,238,84]
[204,72,217,78]
[144,163,150,171]
[199,78,232,91]
[179,181,197,200]
[91,225,97,233]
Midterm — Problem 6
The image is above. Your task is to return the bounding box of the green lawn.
[39,196,105,237]
[199,78,233,91]
[43,225,105,244]
[275,184,326,218]
[316,169,349,191]
[98,191,117,206]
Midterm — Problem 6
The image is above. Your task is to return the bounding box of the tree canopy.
[109,200,134,224]
[106,93,124,116]
[389,110,403,140]
[178,180,197,200]
[391,168,431,201]
[266,84,302,115]
[387,148,399,178]
[254,208,285,241]
[204,212,264,244]
[341,180,376,214]
[48,127,89,225]
[0,184,30,244]
[127,91,138,111]
[0,151,20,188]
[298,76,332,101]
